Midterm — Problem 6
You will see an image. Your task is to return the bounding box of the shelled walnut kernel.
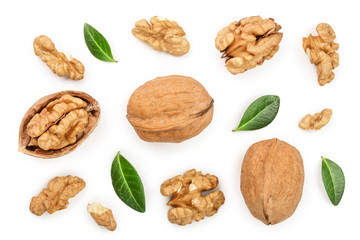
[299,109,332,130]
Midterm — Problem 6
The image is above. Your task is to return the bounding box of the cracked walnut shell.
[19,91,100,158]
[215,16,283,74]
[241,138,304,225]
[88,202,117,231]
[127,75,214,143]
[30,175,86,216]
[160,169,225,225]
[299,109,332,130]
[34,35,85,80]
[132,16,190,56]
[303,23,339,86]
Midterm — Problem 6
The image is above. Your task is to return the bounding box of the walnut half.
[160,169,225,225]
[303,23,339,86]
[30,175,86,216]
[34,35,85,80]
[215,16,283,74]
[19,91,100,158]
[132,16,190,56]
[299,109,332,130]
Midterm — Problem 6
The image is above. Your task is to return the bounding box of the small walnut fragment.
[19,91,100,158]
[303,23,339,86]
[299,109,332,130]
[34,35,85,80]
[87,202,117,231]
[215,16,283,74]
[30,176,86,216]
[160,169,225,225]
[132,16,190,56]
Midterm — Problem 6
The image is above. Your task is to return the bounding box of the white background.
[0,0,358,239]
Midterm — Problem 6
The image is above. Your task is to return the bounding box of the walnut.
[215,16,283,74]
[303,23,339,86]
[19,91,100,158]
[241,138,304,225]
[87,202,117,231]
[132,16,190,56]
[30,175,86,216]
[127,75,214,143]
[160,169,225,225]
[34,35,85,80]
[299,108,332,130]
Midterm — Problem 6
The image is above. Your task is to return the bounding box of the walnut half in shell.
[18,91,100,158]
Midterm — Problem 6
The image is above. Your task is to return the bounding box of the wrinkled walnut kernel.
[160,169,225,225]
[19,91,100,158]
[132,16,190,56]
[87,202,117,231]
[303,23,339,86]
[34,35,85,80]
[215,16,283,74]
[30,176,86,216]
[299,109,332,130]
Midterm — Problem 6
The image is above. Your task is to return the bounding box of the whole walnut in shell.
[240,138,304,225]
[18,91,100,158]
[127,75,214,143]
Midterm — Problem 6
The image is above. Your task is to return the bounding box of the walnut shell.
[240,138,304,225]
[126,75,214,143]
[18,91,100,158]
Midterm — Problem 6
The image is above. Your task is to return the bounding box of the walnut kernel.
[299,109,332,130]
[34,35,85,80]
[160,169,225,225]
[87,202,117,231]
[132,16,190,56]
[303,23,339,86]
[215,16,283,74]
[30,176,86,216]
[19,91,100,158]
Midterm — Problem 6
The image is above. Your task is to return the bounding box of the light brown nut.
[303,23,339,86]
[126,75,213,143]
[34,35,85,80]
[87,202,117,231]
[215,16,283,74]
[299,108,332,130]
[241,138,304,225]
[132,16,190,56]
[160,169,225,226]
[30,175,86,216]
[19,91,100,158]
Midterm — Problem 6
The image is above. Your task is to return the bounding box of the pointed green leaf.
[84,23,117,62]
[111,152,145,212]
[233,95,280,131]
[321,157,345,206]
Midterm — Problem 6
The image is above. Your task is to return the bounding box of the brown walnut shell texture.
[18,91,100,158]
[240,138,304,225]
[127,75,214,143]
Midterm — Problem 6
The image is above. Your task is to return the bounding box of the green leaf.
[84,23,117,62]
[111,152,145,212]
[233,95,280,131]
[321,157,345,206]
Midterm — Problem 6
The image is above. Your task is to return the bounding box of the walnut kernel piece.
[132,16,190,56]
[241,138,304,225]
[303,23,339,86]
[215,16,283,74]
[127,75,214,143]
[19,91,100,158]
[87,202,117,231]
[34,35,85,80]
[30,176,86,216]
[299,109,332,130]
[160,169,225,225]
